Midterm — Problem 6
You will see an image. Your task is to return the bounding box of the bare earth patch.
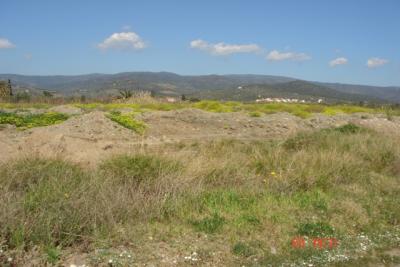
[1,109,400,166]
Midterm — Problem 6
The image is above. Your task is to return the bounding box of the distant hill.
[319,82,400,103]
[187,80,384,103]
[0,72,397,103]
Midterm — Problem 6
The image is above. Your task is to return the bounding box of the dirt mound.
[1,109,399,165]
[49,104,83,115]
[138,109,308,141]
[0,111,141,166]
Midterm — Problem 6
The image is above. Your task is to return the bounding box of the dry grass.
[0,124,400,265]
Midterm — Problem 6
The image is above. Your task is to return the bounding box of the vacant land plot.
[0,102,399,266]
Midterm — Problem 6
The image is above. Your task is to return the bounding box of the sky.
[0,0,399,86]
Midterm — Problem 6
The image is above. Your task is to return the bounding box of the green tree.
[119,89,133,99]
[43,91,53,97]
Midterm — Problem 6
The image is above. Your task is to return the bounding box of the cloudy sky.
[0,0,399,86]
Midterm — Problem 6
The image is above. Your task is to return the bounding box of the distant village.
[255,97,324,104]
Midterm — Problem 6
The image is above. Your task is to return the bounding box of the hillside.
[0,72,397,103]
[188,80,384,103]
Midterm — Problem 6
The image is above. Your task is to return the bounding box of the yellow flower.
[64,193,69,198]
[270,171,276,176]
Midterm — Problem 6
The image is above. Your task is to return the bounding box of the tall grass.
[0,125,399,265]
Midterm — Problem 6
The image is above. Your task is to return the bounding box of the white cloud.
[329,57,348,67]
[0,38,15,49]
[367,57,388,68]
[190,39,260,56]
[266,50,311,61]
[98,32,146,51]
[24,53,32,60]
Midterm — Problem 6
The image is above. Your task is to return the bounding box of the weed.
[106,111,146,134]
[248,111,262,117]
[191,213,225,233]
[0,111,68,129]
[232,242,255,257]
[297,222,335,237]
[99,154,181,186]
[45,246,61,264]
[333,123,364,134]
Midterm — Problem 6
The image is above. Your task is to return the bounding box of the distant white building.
[165,97,177,103]
[256,97,304,103]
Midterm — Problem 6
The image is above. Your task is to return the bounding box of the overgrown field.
[2,100,400,119]
[0,124,399,266]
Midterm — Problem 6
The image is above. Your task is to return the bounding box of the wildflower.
[270,171,276,176]
[7,257,13,262]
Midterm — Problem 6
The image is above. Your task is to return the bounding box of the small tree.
[7,79,13,96]
[15,91,31,102]
[119,89,133,99]
[181,94,186,101]
[43,91,53,97]
[80,95,86,103]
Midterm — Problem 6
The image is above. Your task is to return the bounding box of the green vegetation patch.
[297,222,335,237]
[71,100,394,119]
[190,213,225,233]
[99,154,182,186]
[0,111,68,129]
[106,111,146,134]
[232,242,256,257]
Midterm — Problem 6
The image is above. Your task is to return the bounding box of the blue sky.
[0,0,399,86]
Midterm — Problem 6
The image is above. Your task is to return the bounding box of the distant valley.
[1,72,399,103]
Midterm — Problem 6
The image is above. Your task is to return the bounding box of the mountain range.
[0,72,399,103]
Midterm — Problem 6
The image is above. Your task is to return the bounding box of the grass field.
[0,120,399,265]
